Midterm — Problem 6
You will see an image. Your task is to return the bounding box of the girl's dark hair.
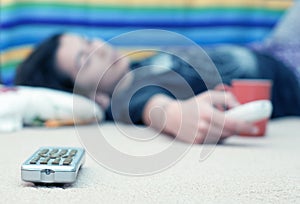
[14,33,74,93]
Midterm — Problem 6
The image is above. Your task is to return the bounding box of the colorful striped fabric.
[0,0,293,85]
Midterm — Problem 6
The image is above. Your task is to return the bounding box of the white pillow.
[0,86,104,132]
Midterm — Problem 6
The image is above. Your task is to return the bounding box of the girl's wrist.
[163,99,181,136]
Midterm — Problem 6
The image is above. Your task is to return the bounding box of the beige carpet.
[0,117,299,203]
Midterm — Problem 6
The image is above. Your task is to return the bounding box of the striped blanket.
[0,0,293,85]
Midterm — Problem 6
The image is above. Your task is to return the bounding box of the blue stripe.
[1,7,283,23]
[1,68,15,86]
[184,27,271,45]
[1,8,185,23]
[184,13,281,23]
[1,17,277,29]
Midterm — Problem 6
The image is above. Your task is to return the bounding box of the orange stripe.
[1,47,33,64]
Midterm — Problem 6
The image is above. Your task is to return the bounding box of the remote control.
[21,147,85,184]
[225,100,273,122]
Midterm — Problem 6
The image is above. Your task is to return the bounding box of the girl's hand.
[162,91,258,144]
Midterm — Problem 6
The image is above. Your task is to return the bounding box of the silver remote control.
[21,147,85,184]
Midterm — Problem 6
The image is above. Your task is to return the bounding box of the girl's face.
[56,34,130,95]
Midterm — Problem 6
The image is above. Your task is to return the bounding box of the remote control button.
[41,169,54,175]
[33,156,41,161]
[30,160,37,164]
[38,153,48,157]
[59,149,68,155]
[39,149,49,154]
[49,149,59,154]
[40,157,51,164]
[69,150,77,156]
[64,158,72,162]
[50,154,60,159]
[52,158,61,165]
[30,157,40,163]
[65,154,75,159]
[40,160,48,164]
[63,158,72,165]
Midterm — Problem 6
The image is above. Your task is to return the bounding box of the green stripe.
[1,60,22,70]
[2,1,287,13]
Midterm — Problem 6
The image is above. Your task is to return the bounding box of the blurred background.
[0,0,293,85]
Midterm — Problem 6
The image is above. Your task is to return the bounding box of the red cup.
[216,79,272,136]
